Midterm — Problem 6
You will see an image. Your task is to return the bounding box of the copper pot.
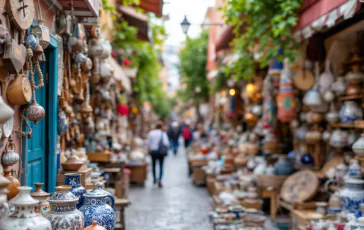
[7,73,32,105]
[4,169,20,199]
[85,221,106,230]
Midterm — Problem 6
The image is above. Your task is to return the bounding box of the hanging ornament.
[277,58,296,122]
[33,0,50,49]
[25,46,45,124]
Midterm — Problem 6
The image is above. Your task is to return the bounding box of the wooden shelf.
[330,123,356,129]
[87,152,112,162]
[337,94,364,101]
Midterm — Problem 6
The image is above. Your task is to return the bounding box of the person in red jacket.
[182,122,192,149]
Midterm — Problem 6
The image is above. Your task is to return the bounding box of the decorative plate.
[280,170,319,203]
[8,0,35,30]
[2,116,13,138]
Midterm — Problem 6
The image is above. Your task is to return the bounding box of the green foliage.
[223,0,303,80]
[213,68,228,93]
[178,31,210,103]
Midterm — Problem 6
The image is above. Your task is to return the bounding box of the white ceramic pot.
[340,101,363,124]
[0,186,52,229]
[332,77,347,96]
[318,60,334,94]
[326,103,339,124]
[330,129,348,148]
[323,90,335,102]
[348,160,362,179]
[251,104,262,117]
[352,133,364,157]
[303,85,322,107]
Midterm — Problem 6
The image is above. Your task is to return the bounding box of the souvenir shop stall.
[0,0,134,227]
[188,1,364,229]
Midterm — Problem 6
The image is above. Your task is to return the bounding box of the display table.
[126,162,147,186]
[260,187,279,221]
[114,198,130,230]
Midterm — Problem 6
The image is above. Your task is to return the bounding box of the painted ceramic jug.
[31,182,50,215]
[90,183,115,208]
[339,178,364,216]
[329,129,348,148]
[1,137,19,167]
[44,186,84,230]
[57,110,69,136]
[340,101,363,124]
[353,133,364,157]
[277,59,296,122]
[274,156,294,175]
[64,173,86,208]
[79,186,116,230]
[0,186,52,230]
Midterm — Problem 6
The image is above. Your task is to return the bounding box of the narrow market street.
[126,144,212,230]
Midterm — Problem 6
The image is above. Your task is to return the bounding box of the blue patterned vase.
[79,186,116,230]
[275,156,294,175]
[44,186,84,230]
[64,173,86,208]
[340,179,364,217]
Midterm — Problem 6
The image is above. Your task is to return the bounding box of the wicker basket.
[256,174,288,189]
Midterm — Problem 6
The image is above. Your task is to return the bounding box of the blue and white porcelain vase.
[340,179,364,216]
[348,160,362,179]
[44,186,84,230]
[64,174,86,208]
[340,101,363,124]
[274,156,294,175]
[79,186,116,230]
[0,186,52,230]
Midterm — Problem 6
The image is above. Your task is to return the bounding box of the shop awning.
[293,0,360,40]
[140,0,163,17]
[57,0,99,17]
[108,57,132,94]
[215,25,235,52]
[117,5,150,41]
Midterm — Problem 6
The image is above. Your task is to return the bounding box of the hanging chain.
[27,46,44,104]
[15,109,33,138]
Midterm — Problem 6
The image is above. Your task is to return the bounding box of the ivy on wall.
[223,0,303,80]
[101,0,170,118]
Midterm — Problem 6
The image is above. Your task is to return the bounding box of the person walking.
[147,122,169,188]
[182,121,192,149]
[167,121,181,155]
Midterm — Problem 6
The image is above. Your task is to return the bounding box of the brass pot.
[7,73,32,105]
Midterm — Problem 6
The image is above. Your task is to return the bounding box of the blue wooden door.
[26,59,47,187]
[23,36,59,192]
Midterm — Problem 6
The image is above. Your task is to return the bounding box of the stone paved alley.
[126,148,212,230]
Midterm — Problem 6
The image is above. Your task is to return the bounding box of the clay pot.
[346,83,361,96]
[61,153,84,171]
[85,221,107,230]
[311,112,324,123]
[4,169,20,200]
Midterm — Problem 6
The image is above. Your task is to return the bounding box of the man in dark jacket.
[167,121,181,155]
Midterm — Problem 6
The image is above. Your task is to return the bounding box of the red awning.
[140,0,163,17]
[295,0,347,31]
[215,26,234,52]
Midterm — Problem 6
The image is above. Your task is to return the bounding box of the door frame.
[21,35,58,193]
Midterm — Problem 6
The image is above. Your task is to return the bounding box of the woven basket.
[256,174,288,189]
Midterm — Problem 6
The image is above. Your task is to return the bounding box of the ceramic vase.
[25,100,46,125]
[353,133,364,157]
[332,77,347,96]
[57,110,69,136]
[79,186,116,230]
[31,182,50,215]
[64,174,86,208]
[340,101,363,124]
[318,60,334,94]
[326,103,339,124]
[0,186,52,229]
[329,129,348,148]
[303,85,322,107]
[348,160,362,179]
[274,156,294,175]
[4,169,20,200]
[340,179,364,216]
[44,186,84,230]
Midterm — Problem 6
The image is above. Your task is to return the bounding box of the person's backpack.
[182,127,192,140]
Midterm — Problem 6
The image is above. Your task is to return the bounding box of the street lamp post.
[180,15,224,35]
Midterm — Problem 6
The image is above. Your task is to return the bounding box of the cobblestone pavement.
[125,148,212,230]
